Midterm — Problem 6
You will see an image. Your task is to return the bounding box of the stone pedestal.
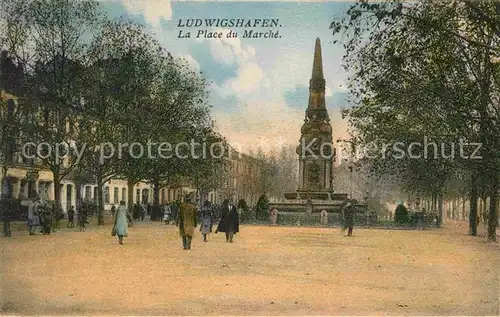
[305,199,313,214]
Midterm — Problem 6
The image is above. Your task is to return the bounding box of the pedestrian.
[163,203,172,225]
[67,205,75,228]
[200,200,214,242]
[341,199,355,236]
[78,204,89,231]
[159,204,165,222]
[178,195,197,250]
[171,201,179,226]
[112,200,133,245]
[133,202,139,221]
[27,198,41,235]
[215,199,240,243]
[39,200,53,235]
[110,205,116,218]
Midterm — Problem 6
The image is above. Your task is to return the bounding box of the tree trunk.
[487,170,498,242]
[469,172,478,236]
[153,180,160,205]
[53,172,61,203]
[127,179,135,214]
[479,198,483,225]
[96,179,104,225]
[438,192,443,226]
[2,166,9,198]
[75,180,82,228]
[462,198,466,220]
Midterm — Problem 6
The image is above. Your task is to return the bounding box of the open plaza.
[1,221,498,315]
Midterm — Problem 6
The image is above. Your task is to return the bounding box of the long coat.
[200,206,214,234]
[179,202,197,237]
[115,205,132,237]
[341,204,355,228]
[28,201,41,226]
[217,205,239,233]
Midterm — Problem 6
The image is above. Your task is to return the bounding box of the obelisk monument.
[295,38,334,199]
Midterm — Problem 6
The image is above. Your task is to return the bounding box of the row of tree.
[332,0,499,241]
[254,145,299,202]
[0,0,228,222]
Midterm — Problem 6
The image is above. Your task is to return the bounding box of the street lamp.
[348,165,353,199]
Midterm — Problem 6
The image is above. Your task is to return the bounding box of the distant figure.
[341,200,355,236]
[39,200,53,235]
[113,200,133,245]
[178,195,197,250]
[78,204,89,231]
[366,210,373,226]
[163,204,172,224]
[171,201,179,225]
[216,199,240,243]
[320,210,328,225]
[110,205,116,218]
[67,206,75,228]
[28,199,41,235]
[270,208,278,225]
[200,201,214,242]
[133,203,140,221]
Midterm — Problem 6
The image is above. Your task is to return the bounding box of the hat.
[185,192,195,202]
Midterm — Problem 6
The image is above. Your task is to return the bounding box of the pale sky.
[102,0,353,154]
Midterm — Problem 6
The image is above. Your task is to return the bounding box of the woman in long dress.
[200,200,214,242]
[114,200,133,245]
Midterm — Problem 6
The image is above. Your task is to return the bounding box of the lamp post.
[348,165,353,199]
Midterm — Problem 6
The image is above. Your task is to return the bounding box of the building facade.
[1,90,263,210]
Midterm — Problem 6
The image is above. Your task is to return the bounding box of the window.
[113,187,119,204]
[85,186,91,200]
[142,189,149,204]
[28,181,36,198]
[19,180,27,199]
[122,188,126,203]
[38,181,49,198]
[161,189,165,204]
[104,186,110,204]
[136,189,140,203]
[93,187,98,201]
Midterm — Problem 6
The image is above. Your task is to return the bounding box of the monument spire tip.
[312,38,323,79]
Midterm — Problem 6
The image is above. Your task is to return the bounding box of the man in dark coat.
[78,204,89,231]
[171,201,179,226]
[178,195,197,250]
[39,200,53,235]
[133,202,140,221]
[67,205,75,228]
[341,199,355,236]
[216,198,240,243]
